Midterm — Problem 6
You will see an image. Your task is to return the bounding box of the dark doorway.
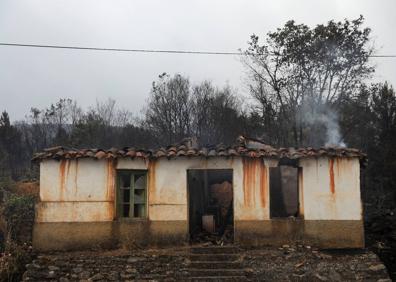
[269,166,299,218]
[187,169,234,244]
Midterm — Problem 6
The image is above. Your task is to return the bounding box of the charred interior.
[188,169,233,244]
[269,160,299,218]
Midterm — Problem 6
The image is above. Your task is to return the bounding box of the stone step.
[187,268,247,277]
[190,246,239,254]
[189,253,240,262]
[190,276,248,281]
[190,261,242,269]
[136,274,167,279]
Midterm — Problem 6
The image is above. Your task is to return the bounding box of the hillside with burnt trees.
[0,16,395,280]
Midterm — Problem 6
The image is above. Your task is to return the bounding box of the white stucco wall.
[299,157,362,220]
[40,159,113,202]
[36,156,362,223]
[37,158,116,222]
[37,157,246,222]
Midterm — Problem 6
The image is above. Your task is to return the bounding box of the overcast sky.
[0,0,395,121]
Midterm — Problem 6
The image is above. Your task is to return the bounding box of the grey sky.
[0,0,395,121]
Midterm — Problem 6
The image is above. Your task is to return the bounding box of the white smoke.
[323,110,346,148]
[298,101,346,148]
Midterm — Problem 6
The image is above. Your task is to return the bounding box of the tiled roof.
[32,136,366,161]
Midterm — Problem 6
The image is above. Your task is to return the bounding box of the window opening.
[117,170,147,218]
[269,165,299,218]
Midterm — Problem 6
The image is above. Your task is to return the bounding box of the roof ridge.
[31,140,366,162]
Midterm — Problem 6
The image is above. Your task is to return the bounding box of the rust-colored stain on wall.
[329,158,335,194]
[243,158,255,207]
[74,160,79,194]
[59,159,67,201]
[106,159,116,201]
[243,158,267,207]
[67,159,72,175]
[105,159,116,220]
[259,161,267,207]
[148,160,156,205]
[91,206,113,222]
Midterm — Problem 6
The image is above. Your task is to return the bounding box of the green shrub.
[3,195,35,243]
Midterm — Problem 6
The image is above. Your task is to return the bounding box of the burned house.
[32,136,366,251]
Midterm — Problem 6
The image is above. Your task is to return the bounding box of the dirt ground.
[22,244,391,281]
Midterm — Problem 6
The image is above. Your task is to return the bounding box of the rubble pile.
[22,245,391,281]
[23,249,189,281]
[191,225,234,246]
[242,245,391,281]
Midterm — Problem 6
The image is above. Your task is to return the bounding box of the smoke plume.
[298,101,346,148]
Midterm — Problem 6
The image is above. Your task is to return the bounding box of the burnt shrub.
[0,241,33,282]
[0,194,36,281]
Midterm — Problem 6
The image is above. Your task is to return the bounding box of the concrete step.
[190,246,239,254]
[187,268,247,277]
[189,253,240,262]
[190,276,248,281]
[190,261,242,269]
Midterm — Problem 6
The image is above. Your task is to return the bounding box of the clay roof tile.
[95,151,107,159]
[155,150,166,158]
[228,148,238,156]
[33,136,366,162]
[208,149,217,157]
[135,151,146,158]
[198,148,208,156]
[126,150,136,158]
[186,148,196,156]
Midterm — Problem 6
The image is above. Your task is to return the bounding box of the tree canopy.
[242,16,374,146]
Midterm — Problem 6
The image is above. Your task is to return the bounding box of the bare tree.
[95,98,116,126]
[145,73,192,144]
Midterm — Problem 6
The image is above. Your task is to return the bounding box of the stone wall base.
[33,220,188,251]
[234,219,365,248]
[33,219,364,251]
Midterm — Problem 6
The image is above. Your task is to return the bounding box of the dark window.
[117,170,147,218]
[269,166,299,218]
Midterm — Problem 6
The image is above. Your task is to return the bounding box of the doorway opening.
[187,169,233,245]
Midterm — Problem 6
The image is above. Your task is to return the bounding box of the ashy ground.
[22,244,391,281]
